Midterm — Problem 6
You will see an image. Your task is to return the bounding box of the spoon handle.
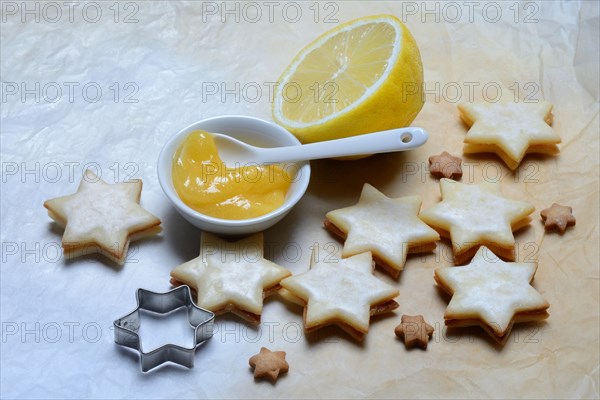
[261,127,428,163]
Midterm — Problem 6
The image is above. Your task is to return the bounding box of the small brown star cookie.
[249,347,289,382]
[429,151,463,179]
[394,315,434,349]
[541,203,575,233]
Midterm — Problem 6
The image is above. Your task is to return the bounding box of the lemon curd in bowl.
[157,115,311,235]
[171,130,293,220]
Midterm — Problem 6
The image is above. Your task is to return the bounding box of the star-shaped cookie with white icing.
[279,249,399,341]
[43,170,161,265]
[435,246,549,344]
[324,184,439,278]
[170,232,290,325]
[458,101,560,170]
[419,179,534,264]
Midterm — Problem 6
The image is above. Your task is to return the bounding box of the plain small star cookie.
[324,183,439,278]
[435,246,549,344]
[170,232,290,325]
[249,347,289,382]
[420,178,534,264]
[394,315,434,349]
[43,170,161,265]
[540,203,576,233]
[429,151,463,179]
[458,101,561,170]
[279,248,399,341]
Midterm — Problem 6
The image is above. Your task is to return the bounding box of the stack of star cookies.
[420,178,534,264]
[324,183,439,278]
[458,101,561,170]
[43,170,162,265]
[434,246,549,344]
[279,249,399,341]
[170,232,290,325]
[422,100,559,343]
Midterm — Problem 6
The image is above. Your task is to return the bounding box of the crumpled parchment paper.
[1,1,598,398]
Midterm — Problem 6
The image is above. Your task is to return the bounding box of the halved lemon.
[273,15,424,144]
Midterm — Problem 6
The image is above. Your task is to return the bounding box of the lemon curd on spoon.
[171,130,292,220]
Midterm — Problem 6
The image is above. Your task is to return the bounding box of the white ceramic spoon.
[212,127,428,166]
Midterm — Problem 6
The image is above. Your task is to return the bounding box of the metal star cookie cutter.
[113,285,215,372]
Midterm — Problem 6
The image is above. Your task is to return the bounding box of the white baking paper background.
[1,1,599,398]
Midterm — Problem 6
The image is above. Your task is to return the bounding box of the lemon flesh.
[273,15,424,144]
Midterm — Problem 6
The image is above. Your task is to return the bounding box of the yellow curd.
[172,130,292,220]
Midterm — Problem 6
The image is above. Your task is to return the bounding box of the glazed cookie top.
[435,246,549,336]
[171,232,290,315]
[280,249,399,334]
[420,179,534,254]
[43,170,161,262]
[458,100,560,166]
[326,183,439,271]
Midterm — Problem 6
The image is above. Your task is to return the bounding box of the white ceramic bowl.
[157,115,311,235]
